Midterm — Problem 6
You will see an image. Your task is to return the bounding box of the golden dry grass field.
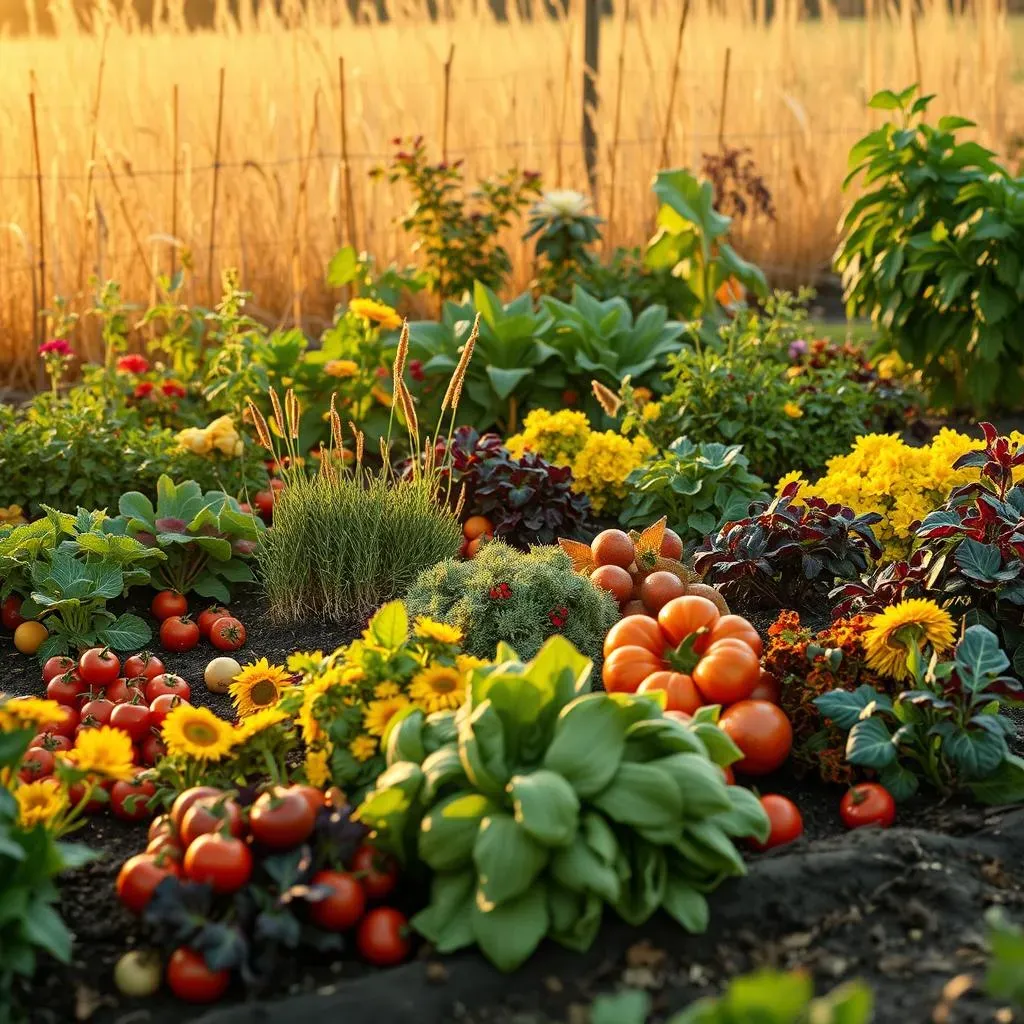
[0,0,1021,387]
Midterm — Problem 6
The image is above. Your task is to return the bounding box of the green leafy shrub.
[404,542,618,663]
[116,475,263,602]
[356,636,769,971]
[619,438,767,546]
[835,86,1024,412]
[524,190,603,299]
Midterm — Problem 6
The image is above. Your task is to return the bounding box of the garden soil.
[5,589,1024,1023]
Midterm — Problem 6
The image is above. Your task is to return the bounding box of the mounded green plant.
[403,542,619,663]
[356,635,769,972]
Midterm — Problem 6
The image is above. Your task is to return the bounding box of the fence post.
[582,0,600,201]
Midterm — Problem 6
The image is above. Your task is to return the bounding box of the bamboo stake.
[605,0,630,252]
[909,5,923,91]
[556,24,573,188]
[717,47,732,150]
[339,57,357,253]
[29,90,45,358]
[207,67,226,304]
[170,83,179,282]
[659,0,690,168]
[441,43,455,164]
[76,23,109,301]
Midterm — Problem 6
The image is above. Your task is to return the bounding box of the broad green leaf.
[591,761,683,830]
[508,770,580,848]
[418,792,496,872]
[98,613,151,653]
[471,878,549,972]
[543,693,627,797]
[23,899,73,964]
[846,717,897,768]
[369,601,409,649]
[662,875,709,933]
[473,812,548,905]
[410,870,476,953]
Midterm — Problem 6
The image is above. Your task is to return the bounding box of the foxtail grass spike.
[247,399,274,451]
[285,388,300,440]
[592,379,622,418]
[441,313,479,413]
[393,319,410,382]
[269,387,286,438]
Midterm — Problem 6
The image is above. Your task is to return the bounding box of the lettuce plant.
[356,635,769,972]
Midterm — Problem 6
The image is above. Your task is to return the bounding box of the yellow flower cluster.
[176,414,244,458]
[506,407,655,515]
[778,429,1024,559]
[349,298,403,331]
[0,504,26,527]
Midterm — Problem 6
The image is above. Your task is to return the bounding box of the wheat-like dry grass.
[0,0,1020,388]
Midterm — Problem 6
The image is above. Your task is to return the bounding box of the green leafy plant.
[619,438,767,547]
[116,475,263,602]
[524,190,603,299]
[986,908,1024,1010]
[815,624,1024,804]
[835,85,1024,412]
[326,243,428,309]
[404,542,619,663]
[355,635,769,972]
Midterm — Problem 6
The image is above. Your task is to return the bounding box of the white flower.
[533,189,591,220]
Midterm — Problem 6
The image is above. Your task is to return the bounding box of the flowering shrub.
[278,602,477,797]
[404,541,619,664]
[524,189,603,298]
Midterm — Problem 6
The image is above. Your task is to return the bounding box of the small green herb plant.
[815,624,1024,804]
[356,635,769,972]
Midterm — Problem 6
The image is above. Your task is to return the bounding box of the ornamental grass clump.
[250,320,472,625]
[355,636,769,972]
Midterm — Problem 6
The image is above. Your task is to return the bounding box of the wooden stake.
[556,25,573,188]
[605,0,630,251]
[339,57,357,253]
[582,0,600,200]
[441,43,455,164]
[659,0,690,168]
[207,67,226,304]
[909,5,923,91]
[76,23,109,300]
[717,47,732,151]
[29,91,46,355]
[292,91,320,330]
[171,83,179,282]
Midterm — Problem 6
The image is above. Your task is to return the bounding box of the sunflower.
[349,734,378,762]
[0,696,67,733]
[63,726,136,781]
[373,681,401,699]
[304,747,331,787]
[297,675,337,746]
[16,779,66,830]
[230,659,291,718]
[363,695,410,737]
[408,665,466,714]
[414,616,463,646]
[864,599,957,682]
[233,707,289,743]
[162,706,237,761]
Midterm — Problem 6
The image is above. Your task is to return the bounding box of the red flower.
[489,583,512,601]
[133,381,155,399]
[376,367,390,380]
[409,359,425,383]
[547,607,568,628]
[561,389,578,406]
[161,380,186,398]
[38,339,71,357]
[117,354,150,375]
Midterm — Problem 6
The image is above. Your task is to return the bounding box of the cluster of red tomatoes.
[28,648,194,816]
[460,515,494,559]
[118,785,411,1003]
[150,592,246,654]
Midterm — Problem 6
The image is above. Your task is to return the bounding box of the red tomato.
[309,871,366,931]
[288,784,326,819]
[123,651,166,681]
[750,794,804,851]
[183,834,252,893]
[1,595,26,630]
[691,639,761,705]
[49,705,79,739]
[249,788,315,850]
[104,678,146,705]
[116,853,179,914]
[147,834,185,864]
[719,700,793,776]
[750,668,782,704]
[197,606,231,639]
[42,655,76,683]
[165,947,230,1004]
[253,489,276,522]
[840,783,896,830]
[149,814,175,843]
[110,779,157,823]
[145,673,191,703]
[18,747,55,782]
[351,845,399,901]
[179,796,245,847]
[31,732,72,753]
[721,763,736,785]
[209,617,246,652]
[79,697,115,727]
[149,693,189,728]
[160,617,200,653]
[78,647,121,687]
[356,907,411,966]
[170,787,225,831]
[46,672,86,707]
[68,780,107,814]
[110,702,153,743]
[637,671,703,715]
[151,590,188,621]
[140,733,168,767]
[269,477,287,493]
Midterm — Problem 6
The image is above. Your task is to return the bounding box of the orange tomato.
[660,528,684,561]
[639,571,687,614]
[691,638,761,705]
[637,671,703,715]
[603,615,666,659]
[706,614,763,657]
[750,668,782,704]
[602,646,665,693]
[657,595,720,647]
[590,565,634,607]
[463,516,494,541]
[465,534,492,558]
[591,529,635,569]
[719,700,793,776]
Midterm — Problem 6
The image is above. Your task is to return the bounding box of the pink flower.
[38,339,71,357]
[117,354,150,375]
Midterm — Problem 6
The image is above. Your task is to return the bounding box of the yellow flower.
[571,432,653,515]
[414,616,463,646]
[785,365,804,380]
[456,654,488,675]
[775,470,807,496]
[287,650,325,674]
[230,659,292,717]
[863,600,957,682]
[349,298,402,331]
[233,707,289,743]
[371,385,393,408]
[162,706,237,761]
[349,734,378,762]
[506,408,591,466]
[373,682,401,699]
[63,726,136,781]
[0,697,67,733]
[782,402,804,419]
[641,401,662,422]
[632,387,653,405]
[16,779,65,830]
[324,359,360,379]
[363,695,410,737]
[304,747,331,787]
[409,665,466,714]
[0,505,26,526]
[176,426,213,455]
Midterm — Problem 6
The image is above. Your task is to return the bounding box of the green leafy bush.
[835,85,1024,412]
[356,636,769,971]
[524,190,603,299]
[619,438,767,546]
[404,542,619,663]
[116,475,263,602]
